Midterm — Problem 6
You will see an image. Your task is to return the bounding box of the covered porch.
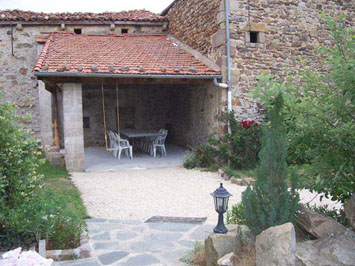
[34,32,223,172]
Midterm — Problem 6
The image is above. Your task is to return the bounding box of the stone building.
[0,1,353,171]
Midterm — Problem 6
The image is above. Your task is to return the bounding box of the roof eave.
[34,71,222,79]
[0,20,167,26]
[160,0,178,16]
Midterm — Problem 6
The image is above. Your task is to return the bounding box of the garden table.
[120,129,161,139]
[119,129,163,154]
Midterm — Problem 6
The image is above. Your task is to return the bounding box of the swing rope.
[102,80,120,151]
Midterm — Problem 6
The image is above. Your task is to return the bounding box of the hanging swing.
[101,80,120,151]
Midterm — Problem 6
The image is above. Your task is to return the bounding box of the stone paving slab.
[58,218,215,266]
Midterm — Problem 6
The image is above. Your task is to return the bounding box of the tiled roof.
[0,9,166,23]
[34,32,220,76]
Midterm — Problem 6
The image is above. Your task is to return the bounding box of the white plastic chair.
[107,131,115,156]
[108,132,133,159]
[151,130,168,157]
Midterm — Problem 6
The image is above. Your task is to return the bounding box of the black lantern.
[211,183,232,234]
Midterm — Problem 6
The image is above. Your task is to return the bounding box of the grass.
[38,160,88,219]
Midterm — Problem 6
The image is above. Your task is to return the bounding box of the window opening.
[74,28,82,34]
[121,28,128,34]
[250,31,258,43]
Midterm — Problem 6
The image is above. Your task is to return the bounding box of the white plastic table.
[120,129,161,138]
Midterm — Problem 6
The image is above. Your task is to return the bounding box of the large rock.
[296,229,355,266]
[205,225,239,266]
[296,207,346,239]
[255,223,296,266]
[344,193,355,230]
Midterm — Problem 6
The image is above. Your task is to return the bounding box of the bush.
[242,93,299,236]
[183,144,218,169]
[226,202,246,225]
[184,112,262,171]
[211,113,262,169]
[0,96,84,249]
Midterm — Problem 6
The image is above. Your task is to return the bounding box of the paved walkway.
[59,218,214,266]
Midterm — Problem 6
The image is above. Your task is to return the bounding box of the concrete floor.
[84,144,188,172]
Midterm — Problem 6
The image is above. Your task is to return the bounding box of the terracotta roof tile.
[34,32,220,76]
[0,9,166,22]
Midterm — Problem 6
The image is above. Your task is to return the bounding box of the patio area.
[84,144,189,172]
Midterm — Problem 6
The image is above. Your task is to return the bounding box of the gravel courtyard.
[72,167,341,225]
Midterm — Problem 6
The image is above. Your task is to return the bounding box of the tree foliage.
[0,94,85,249]
[252,15,354,203]
[242,93,299,236]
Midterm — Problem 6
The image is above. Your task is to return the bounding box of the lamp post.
[211,183,232,234]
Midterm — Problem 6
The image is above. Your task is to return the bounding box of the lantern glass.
[214,197,229,213]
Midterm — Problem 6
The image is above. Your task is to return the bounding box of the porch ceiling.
[34,32,221,79]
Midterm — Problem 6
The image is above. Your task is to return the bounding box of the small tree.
[242,93,299,235]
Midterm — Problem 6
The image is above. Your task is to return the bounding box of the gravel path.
[72,167,341,225]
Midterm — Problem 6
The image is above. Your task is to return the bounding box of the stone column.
[37,43,53,146]
[38,82,53,146]
[62,83,84,172]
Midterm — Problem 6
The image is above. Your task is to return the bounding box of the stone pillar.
[38,82,53,146]
[37,43,53,146]
[62,83,84,172]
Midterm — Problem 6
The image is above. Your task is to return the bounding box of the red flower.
[241,120,250,129]
[230,152,234,156]
[249,120,255,126]
[197,149,202,154]
[255,122,259,126]
[238,153,243,157]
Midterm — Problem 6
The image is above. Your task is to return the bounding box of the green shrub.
[0,95,85,249]
[0,98,44,228]
[215,113,262,170]
[184,112,262,171]
[183,144,218,169]
[226,202,246,225]
[252,15,354,203]
[242,93,300,236]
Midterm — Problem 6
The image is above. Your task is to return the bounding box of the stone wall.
[166,0,223,63]
[167,0,354,121]
[0,23,164,140]
[81,81,219,148]
[169,82,220,147]
[226,0,354,120]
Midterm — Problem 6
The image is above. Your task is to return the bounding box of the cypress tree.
[242,92,299,236]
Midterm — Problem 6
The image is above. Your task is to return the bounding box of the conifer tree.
[242,92,299,235]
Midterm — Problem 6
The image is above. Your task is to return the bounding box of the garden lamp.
[211,183,232,234]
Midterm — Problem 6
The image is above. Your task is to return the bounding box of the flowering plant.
[214,114,262,169]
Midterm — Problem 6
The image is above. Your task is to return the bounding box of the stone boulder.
[218,169,229,180]
[296,207,346,239]
[296,229,355,266]
[230,178,249,186]
[205,225,239,266]
[255,223,296,266]
[344,193,355,230]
